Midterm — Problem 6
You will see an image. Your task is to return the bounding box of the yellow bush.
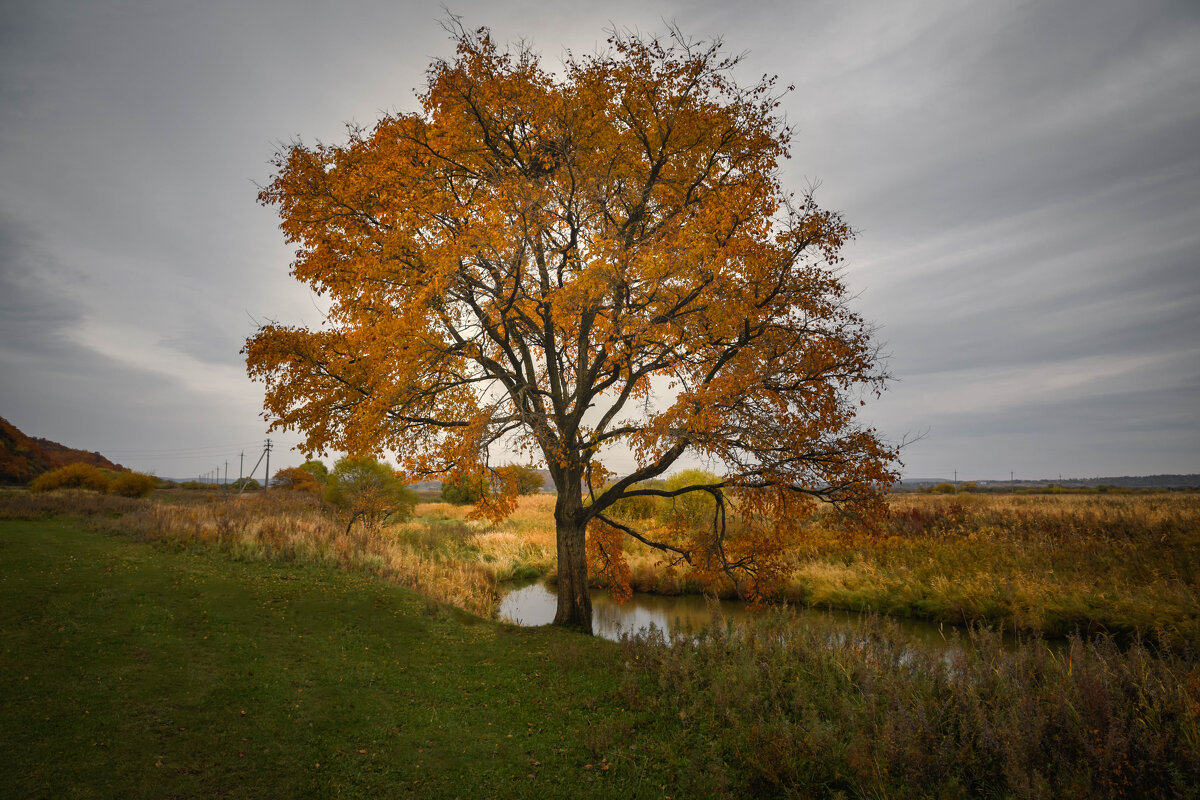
[108,471,158,497]
[29,463,112,493]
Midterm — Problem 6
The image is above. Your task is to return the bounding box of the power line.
[101,440,270,456]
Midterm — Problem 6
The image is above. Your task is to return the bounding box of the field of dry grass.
[3,487,1197,643]
[469,490,1200,644]
[778,492,1200,642]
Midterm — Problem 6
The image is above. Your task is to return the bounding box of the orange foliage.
[272,467,323,496]
[587,519,632,604]
[0,416,124,485]
[246,24,896,629]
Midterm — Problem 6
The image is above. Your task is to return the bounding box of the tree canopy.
[245,24,897,632]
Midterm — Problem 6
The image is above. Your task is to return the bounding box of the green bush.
[656,469,722,528]
[503,463,544,495]
[326,456,416,531]
[440,473,487,505]
[297,459,329,483]
[608,479,666,520]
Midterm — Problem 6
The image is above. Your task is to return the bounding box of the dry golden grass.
[16,491,499,616]
[481,490,1200,642]
[780,492,1200,641]
[404,494,558,582]
[6,487,1196,641]
[94,492,563,617]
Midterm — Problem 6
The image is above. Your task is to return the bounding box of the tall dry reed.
[620,608,1200,798]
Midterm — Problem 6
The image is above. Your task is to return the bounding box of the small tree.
[297,460,329,483]
[442,463,541,503]
[325,456,416,533]
[500,464,544,496]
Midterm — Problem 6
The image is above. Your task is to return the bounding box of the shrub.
[498,463,544,495]
[297,459,329,483]
[656,469,722,529]
[272,466,323,496]
[230,477,260,491]
[29,463,112,493]
[609,479,666,520]
[441,473,487,505]
[107,471,157,497]
[326,456,417,532]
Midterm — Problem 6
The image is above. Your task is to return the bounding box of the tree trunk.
[552,480,593,634]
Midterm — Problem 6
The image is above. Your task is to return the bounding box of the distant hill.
[899,474,1200,490]
[0,416,124,485]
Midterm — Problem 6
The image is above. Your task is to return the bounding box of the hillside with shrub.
[0,416,124,485]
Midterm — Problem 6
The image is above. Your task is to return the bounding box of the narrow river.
[499,580,966,651]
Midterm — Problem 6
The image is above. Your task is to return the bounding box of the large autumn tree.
[246,25,897,633]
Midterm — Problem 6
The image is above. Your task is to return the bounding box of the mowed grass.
[0,519,654,799]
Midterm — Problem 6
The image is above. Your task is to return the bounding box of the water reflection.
[498,581,961,651]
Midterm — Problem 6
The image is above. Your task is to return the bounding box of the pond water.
[498,580,966,651]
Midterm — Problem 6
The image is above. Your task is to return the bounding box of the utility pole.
[239,451,244,481]
[264,439,272,489]
[240,444,269,495]
[224,461,228,486]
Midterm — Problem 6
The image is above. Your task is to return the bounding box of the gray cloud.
[1,0,1197,480]
[0,212,82,357]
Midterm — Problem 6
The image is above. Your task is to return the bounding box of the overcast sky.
[1,0,1197,481]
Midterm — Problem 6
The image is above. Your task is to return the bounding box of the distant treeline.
[899,474,1200,492]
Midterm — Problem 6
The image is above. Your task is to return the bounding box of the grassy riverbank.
[421,492,1200,645]
[3,489,1197,644]
[3,516,1198,798]
[780,492,1200,642]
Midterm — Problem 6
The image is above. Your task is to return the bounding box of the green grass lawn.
[5,514,1197,799]
[0,519,661,799]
